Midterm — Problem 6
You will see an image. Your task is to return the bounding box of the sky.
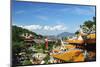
[12,0,95,36]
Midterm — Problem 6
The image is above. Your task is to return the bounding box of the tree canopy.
[81,17,96,34]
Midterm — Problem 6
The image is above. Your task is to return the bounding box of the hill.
[12,25,43,42]
[57,32,74,38]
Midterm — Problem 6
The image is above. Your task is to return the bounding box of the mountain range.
[57,32,75,38]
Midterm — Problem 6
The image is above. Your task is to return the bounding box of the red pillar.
[45,38,48,49]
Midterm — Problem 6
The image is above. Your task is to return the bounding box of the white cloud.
[43,25,67,31]
[23,25,42,31]
[36,15,48,20]
[44,26,50,30]
[73,7,95,15]
[60,7,95,16]
[15,10,25,14]
[15,24,67,31]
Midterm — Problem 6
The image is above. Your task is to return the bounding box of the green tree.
[75,30,79,35]
[81,17,96,34]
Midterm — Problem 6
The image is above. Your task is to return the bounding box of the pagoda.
[20,33,35,47]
